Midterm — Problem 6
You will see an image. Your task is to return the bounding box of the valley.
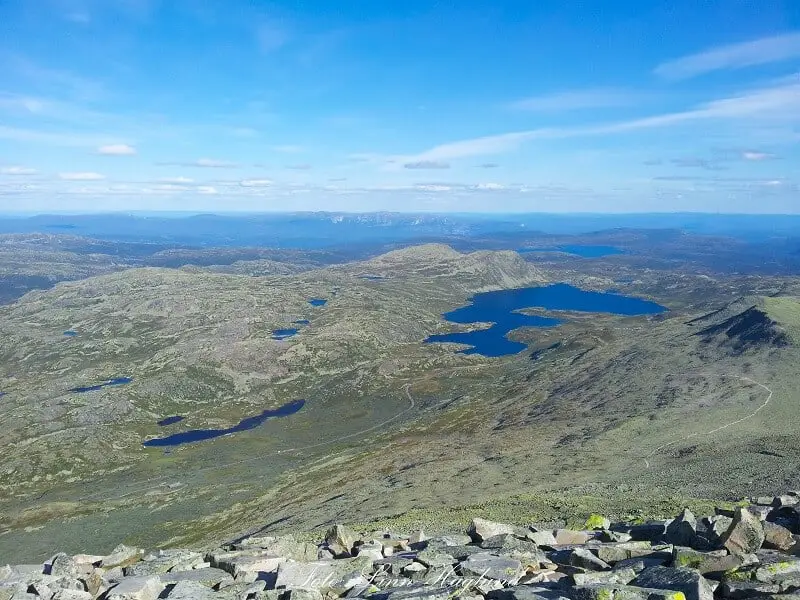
[0,233,799,564]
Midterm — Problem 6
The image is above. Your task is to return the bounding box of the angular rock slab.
[632,566,714,600]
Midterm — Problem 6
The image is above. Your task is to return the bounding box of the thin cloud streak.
[655,32,800,80]
[98,144,136,155]
[59,172,105,180]
[1,166,37,175]
[404,160,451,169]
[157,158,238,168]
[508,88,637,111]
[398,81,800,163]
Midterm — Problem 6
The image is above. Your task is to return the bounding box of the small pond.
[70,377,133,393]
[143,399,306,447]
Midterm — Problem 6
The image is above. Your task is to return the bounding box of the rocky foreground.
[5,494,800,600]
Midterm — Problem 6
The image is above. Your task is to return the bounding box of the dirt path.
[643,373,773,468]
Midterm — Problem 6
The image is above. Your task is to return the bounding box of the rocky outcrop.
[4,494,800,600]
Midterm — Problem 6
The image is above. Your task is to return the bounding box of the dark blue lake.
[519,245,624,258]
[157,415,185,426]
[70,377,133,393]
[272,328,299,340]
[308,298,327,306]
[63,330,78,337]
[143,399,306,447]
[425,283,665,357]
[294,319,310,325]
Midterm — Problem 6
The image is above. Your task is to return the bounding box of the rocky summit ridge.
[5,493,800,600]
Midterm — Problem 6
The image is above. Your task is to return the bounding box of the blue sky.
[0,0,798,213]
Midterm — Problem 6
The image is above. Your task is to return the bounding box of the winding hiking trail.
[643,373,773,468]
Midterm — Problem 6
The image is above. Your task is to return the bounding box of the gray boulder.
[125,550,204,577]
[326,525,360,556]
[101,545,144,569]
[719,580,781,599]
[416,549,456,569]
[554,530,594,545]
[672,547,755,575]
[105,575,164,600]
[235,535,319,562]
[525,531,558,546]
[666,510,698,548]
[52,590,93,600]
[430,535,473,547]
[369,584,464,600]
[459,552,524,581]
[595,542,662,564]
[722,509,765,556]
[573,568,638,586]
[285,589,325,600]
[468,518,517,543]
[571,583,691,600]
[569,548,612,572]
[763,522,796,551]
[275,556,373,592]
[487,586,570,600]
[158,567,233,587]
[164,580,218,599]
[632,566,714,600]
[753,551,800,583]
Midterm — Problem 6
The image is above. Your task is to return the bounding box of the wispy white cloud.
[508,88,638,111]
[240,179,274,187]
[0,125,112,146]
[273,144,304,153]
[158,176,194,184]
[196,158,235,168]
[395,81,800,163]
[197,186,218,195]
[1,166,37,175]
[404,160,451,169]
[286,163,312,170]
[8,55,105,101]
[59,171,105,180]
[98,143,136,155]
[157,158,238,168]
[229,127,259,137]
[655,32,800,80]
[742,150,778,161]
[671,158,726,170]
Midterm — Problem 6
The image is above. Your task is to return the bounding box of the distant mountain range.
[1,212,799,248]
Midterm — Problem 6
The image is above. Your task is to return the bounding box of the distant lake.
[294,319,310,325]
[143,399,306,447]
[425,283,665,357]
[272,328,299,340]
[70,377,133,393]
[359,275,385,280]
[63,331,78,337]
[519,245,624,258]
[157,415,185,426]
[308,298,327,306]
